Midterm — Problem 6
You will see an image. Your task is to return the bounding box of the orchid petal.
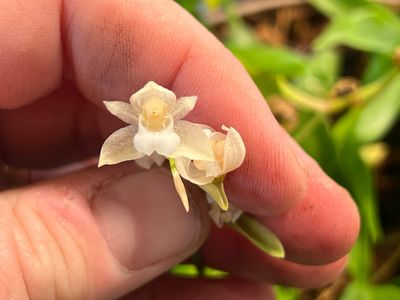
[151,153,166,166]
[170,96,197,120]
[129,81,176,113]
[171,120,214,161]
[98,125,144,166]
[135,156,154,169]
[208,203,223,227]
[135,153,166,169]
[207,200,243,227]
[174,157,215,185]
[169,159,190,212]
[221,126,246,173]
[103,101,137,124]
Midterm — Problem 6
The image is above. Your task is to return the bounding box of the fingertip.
[262,169,360,265]
[203,225,349,288]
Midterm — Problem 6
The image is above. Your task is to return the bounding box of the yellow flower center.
[142,97,168,131]
[211,139,225,168]
[193,138,226,170]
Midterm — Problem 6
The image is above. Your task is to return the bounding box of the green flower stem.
[276,70,398,114]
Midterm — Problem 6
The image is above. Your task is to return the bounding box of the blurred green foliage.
[176,0,400,298]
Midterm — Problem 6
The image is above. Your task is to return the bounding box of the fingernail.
[92,168,204,270]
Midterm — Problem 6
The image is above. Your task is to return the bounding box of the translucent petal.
[129,81,176,113]
[170,120,214,161]
[169,159,190,212]
[170,96,197,120]
[205,161,222,178]
[135,156,154,169]
[98,125,144,166]
[207,201,243,227]
[221,126,246,173]
[152,153,166,166]
[208,202,223,227]
[174,157,214,185]
[135,153,165,169]
[103,101,137,124]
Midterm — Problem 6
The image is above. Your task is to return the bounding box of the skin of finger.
[0,0,62,109]
[123,277,274,300]
[0,164,208,300]
[202,226,348,289]
[0,83,105,168]
[0,0,306,216]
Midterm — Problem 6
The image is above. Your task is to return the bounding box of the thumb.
[0,164,208,300]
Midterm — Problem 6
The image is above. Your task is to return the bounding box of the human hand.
[0,1,360,299]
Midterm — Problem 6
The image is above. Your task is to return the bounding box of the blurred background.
[174,0,400,299]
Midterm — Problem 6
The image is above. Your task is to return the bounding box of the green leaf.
[313,6,400,55]
[273,286,299,300]
[202,267,229,279]
[231,214,285,258]
[347,234,373,281]
[176,0,200,15]
[333,109,382,243]
[293,113,339,179]
[341,282,400,300]
[362,54,394,84]
[308,0,370,17]
[294,50,340,97]
[253,74,279,98]
[169,264,199,278]
[355,73,400,143]
[228,43,307,76]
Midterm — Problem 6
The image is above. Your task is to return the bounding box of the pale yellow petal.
[98,125,144,167]
[135,156,154,169]
[129,81,176,113]
[221,126,246,173]
[103,101,137,124]
[151,153,166,166]
[174,157,214,185]
[170,96,197,120]
[170,120,214,161]
[169,159,190,212]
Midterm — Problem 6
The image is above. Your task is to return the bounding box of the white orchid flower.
[174,126,246,211]
[98,81,215,211]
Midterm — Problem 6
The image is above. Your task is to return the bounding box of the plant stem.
[371,242,400,284]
